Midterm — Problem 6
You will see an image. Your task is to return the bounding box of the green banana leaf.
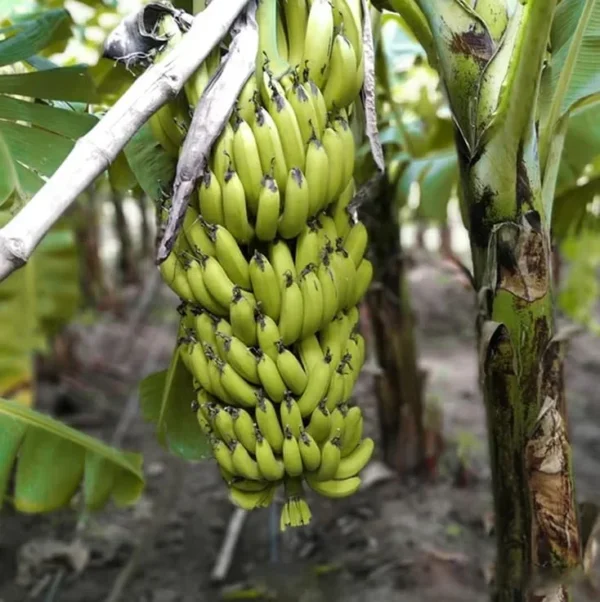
[541,0,600,117]
[0,397,144,512]
[140,347,210,461]
[0,9,72,66]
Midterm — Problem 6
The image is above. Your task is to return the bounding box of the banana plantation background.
[1,0,600,601]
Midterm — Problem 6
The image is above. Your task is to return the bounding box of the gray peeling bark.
[413,0,581,599]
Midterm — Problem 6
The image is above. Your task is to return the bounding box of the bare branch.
[0,0,251,283]
[157,2,258,263]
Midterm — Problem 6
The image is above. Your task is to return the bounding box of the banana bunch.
[156,0,374,529]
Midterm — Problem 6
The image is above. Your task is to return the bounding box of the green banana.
[341,405,363,457]
[211,123,235,184]
[304,135,330,215]
[237,76,258,126]
[332,114,356,191]
[255,310,282,361]
[282,426,304,477]
[316,259,340,328]
[284,0,308,68]
[230,287,258,347]
[278,272,304,345]
[197,253,236,308]
[335,437,374,479]
[231,440,263,480]
[305,79,327,136]
[332,178,355,238]
[305,475,361,498]
[313,432,342,481]
[183,207,216,256]
[296,352,332,417]
[322,126,345,204]
[214,318,233,359]
[232,407,258,454]
[329,405,347,439]
[197,168,225,226]
[306,399,332,443]
[323,33,358,111]
[295,334,324,374]
[256,393,284,453]
[276,340,308,395]
[278,168,310,239]
[325,364,346,411]
[286,77,320,145]
[299,430,321,472]
[250,251,282,321]
[344,220,368,267]
[302,0,334,88]
[269,239,297,286]
[252,104,288,193]
[214,405,236,443]
[210,434,235,475]
[256,349,286,402]
[221,334,260,384]
[186,340,214,394]
[222,163,254,243]
[232,116,263,213]
[186,259,229,316]
[295,220,322,273]
[208,224,252,290]
[298,265,324,339]
[280,392,304,438]
[255,428,285,481]
[220,361,260,408]
[349,257,373,307]
[229,484,276,510]
[159,252,195,302]
[256,174,281,241]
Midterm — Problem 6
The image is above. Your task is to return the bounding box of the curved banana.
[232,408,258,454]
[329,405,347,440]
[210,224,251,289]
[332,114,356,191]
[229,484,276,510]
[214,405,236,443]
[231,440,263,480]
[268,239,297,286]
[256,310,282,361]
[319,312,346,369]
[296,354,332,417]
[250,251,282,321]
[255,429,285,481]
[295,221,322,273]
[322,126,345,204]
[266,85,305,171]
[198,254,236,308]
[305,79,327,136]
[256,349,286,402]
[276,340,308,395]
[295,334,324,374]
[187,341,213,393]
[302,0,334,88]
[335,437,374,479]
[284,0,308,68]
[210,434,235,475]
[325,366,346,412]
[255,174,281,242]
[313,433,342,481]
[333,0,363,62]
[237,76,258,126]
[214,318,233,359]
[348,257,373,307]
[220,362,260,407]
[323,33,358,111]
[282,426,303,477]
[332,178,355,238]
[221,334,260,384]
[252,104,288,193]
[305,475,361,498]
[183,207,216,256]
[278,168,310,239]
[159,252,195,302]
[280,393,304,438]
[278,272,304,345]
[230,287,258,347]
[232,116,263,213]
[222,163,254,243]
[211,123,234,184]
[206,351,234,404]
[256,394,284,453]
[344,220,368,267]
[306,399,332,443]
[229,477,272,493]
[304,136,330,216]
[341,405,363,457]
[197,168,225,226]
[316,260,340,329]
[186,260,228,316]
[286,78,320,146]
[299,430,321,472]
[299,265,324,339]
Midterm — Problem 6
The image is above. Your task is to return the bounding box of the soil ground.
[1,256,599,602]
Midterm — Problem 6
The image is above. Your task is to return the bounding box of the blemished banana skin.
[158,0,372,531]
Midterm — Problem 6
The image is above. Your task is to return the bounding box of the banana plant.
[0,6,148,512]
[378,0,600,599]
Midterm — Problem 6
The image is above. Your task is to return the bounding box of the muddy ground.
[1,257,599,602]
